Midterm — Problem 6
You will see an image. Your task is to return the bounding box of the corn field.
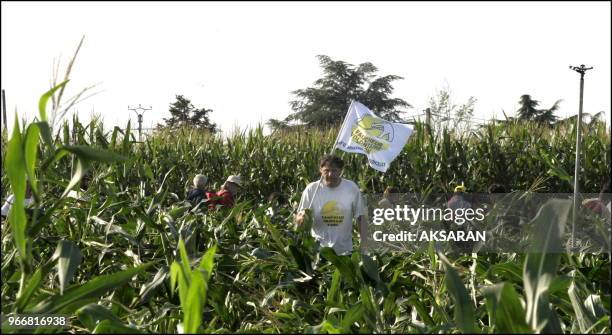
[1,82,611,333]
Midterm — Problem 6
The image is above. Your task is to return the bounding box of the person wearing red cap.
[206,175,242,210]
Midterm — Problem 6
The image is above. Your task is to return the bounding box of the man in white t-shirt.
[295,155,366,256]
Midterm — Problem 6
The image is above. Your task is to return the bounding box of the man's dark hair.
[319,155,344,169]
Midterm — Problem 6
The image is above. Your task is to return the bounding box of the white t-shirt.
[298,178,365,255]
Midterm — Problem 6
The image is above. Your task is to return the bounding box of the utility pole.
[569,64,593,250]
[425,107,431,131]
[128,104,151,142]
[2,89,7,133]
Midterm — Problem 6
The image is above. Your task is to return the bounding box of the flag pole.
[304,101,355,211]
[330,100,356,155]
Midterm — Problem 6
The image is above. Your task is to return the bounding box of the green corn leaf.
[199,243,217,281]
[24,123,41,197]
[568,281,607,333]
[320,248,357,289]
[539,149,572,184]
[360,254,381,284]
[326,269,341,307]
[288,244,309,274]
[38,80,69,122]
[61,158,89,199]
[37,121,55,151]
[183,270,205,334]
[17,248,62,312]
[487,262,522,283]
[482,282,529,333]
[523,199,570,333]
[16,268,43,312]
[138,266,168,306]
[60,145,126,163]
[358,287,377,330]
[439,252,477,334]
[169,261,181,297]
[54,240,83,295]
[27,262,153,314]
[92,319,141,334]
[41,146,70,171]
[122,120,132,153]
[177,239,191,283]
[5,116,28,267]
[407,295,434,326]
[340,302,364,330]
[76,303,123,331]
[170,261,189,311]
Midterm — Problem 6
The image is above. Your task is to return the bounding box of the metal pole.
[2,89,7,132]
[138,114,143,142]
[569,64,593,250]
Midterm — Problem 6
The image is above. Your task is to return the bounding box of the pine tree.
[159,95,217,132]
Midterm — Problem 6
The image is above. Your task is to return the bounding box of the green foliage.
[269,55,411,130]
[427,87,477,135]
[516,94,562,126]
[159,95,217,132]
[1,83,610,334]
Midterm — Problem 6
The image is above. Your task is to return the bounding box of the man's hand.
[295,209,310,225]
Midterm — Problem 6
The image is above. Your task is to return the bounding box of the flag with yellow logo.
[335,101,413,172]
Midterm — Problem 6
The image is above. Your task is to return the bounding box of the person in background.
[445,182,474,252]
[186,174,210,207]
[446,182,472,211]
[2,184,34,218]
[206,175,242,210]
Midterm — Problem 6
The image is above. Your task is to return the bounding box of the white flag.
[334,101,413,172]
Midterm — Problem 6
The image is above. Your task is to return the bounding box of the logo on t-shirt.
[321,201,344,226]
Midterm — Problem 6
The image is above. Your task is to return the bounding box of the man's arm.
[295,186,311,225]
[357,215,368,252]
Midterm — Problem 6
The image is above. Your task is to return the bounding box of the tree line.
[156,55,604,133]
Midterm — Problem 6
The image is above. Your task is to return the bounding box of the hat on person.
[225,175,242,187]
[454,182,466,193]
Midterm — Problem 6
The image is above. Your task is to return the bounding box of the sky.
[2,2,611,135]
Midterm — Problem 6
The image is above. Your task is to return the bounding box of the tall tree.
[159,95,217,132]
[516,94,561,126]
[516,94,541,120]
[268,55,411,130]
